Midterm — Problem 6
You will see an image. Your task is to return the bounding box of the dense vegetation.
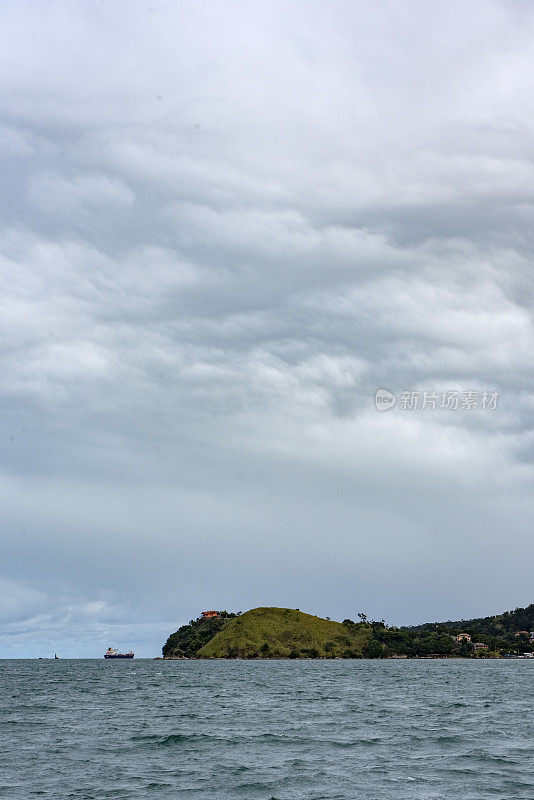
[397,604,534,657]
[162,604,533,659]
[162,611,237,658]
[405,604,534,638]
[342,617,457,658]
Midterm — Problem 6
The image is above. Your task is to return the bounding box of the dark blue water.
[0,659,532,799]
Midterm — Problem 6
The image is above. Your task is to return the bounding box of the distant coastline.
[162,604,534,660]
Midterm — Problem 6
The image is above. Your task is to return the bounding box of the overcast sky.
[1,0,533,657]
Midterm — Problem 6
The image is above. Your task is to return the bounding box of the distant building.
[514,631,530,637]
[456,633,472,643]
[200,610,221,620]
[473,643,488,651]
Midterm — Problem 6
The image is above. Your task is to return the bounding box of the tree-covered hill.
[404,604,534,638]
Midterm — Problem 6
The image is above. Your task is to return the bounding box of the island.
[162,603,534,659]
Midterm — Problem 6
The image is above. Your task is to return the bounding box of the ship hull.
[104,653,134,659]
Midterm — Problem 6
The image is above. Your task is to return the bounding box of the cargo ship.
[104,647,134,659]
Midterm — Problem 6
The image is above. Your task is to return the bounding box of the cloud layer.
[1,0,533,656]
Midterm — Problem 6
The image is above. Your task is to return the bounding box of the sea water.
[0,658,532,799]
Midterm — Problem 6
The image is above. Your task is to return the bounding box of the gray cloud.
[1,0,533,656]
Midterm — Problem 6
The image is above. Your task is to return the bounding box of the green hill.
[197,607,371,658]
[404,603,534,638]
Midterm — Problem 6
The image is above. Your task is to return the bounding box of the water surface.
[1,659,532,799]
